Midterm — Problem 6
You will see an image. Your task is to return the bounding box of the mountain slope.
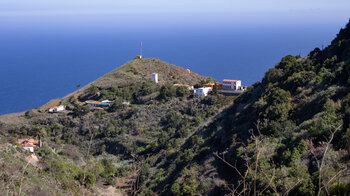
[0,57,230,195]
[146,19,350,195]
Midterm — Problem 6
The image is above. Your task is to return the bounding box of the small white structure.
[222,79,241,90]
[122,101,130,105]
[102,100,112,104]
[196,87,212,98]
[23,146,34,153]
[152,73,159,83]
[49,105,65,113]
[238,86,248,91]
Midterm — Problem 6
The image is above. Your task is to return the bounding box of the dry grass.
[91,58,209,88]
[40,99,62,111]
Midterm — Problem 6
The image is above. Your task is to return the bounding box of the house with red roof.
[222,79,241,90]
[17,138,41,153]
[152,73,158,83]
[49,105,65,113]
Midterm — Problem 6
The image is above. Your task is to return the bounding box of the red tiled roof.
[223,79,240,82]
[23,143,36,147]
[49,105,64,110]
[92,107,104,110]
[17,138,39,148]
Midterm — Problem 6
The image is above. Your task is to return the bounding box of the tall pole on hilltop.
[140,41,143,57]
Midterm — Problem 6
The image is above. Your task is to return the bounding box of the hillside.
[145,19,350,195]
[1,19,350,196]
[0,57,231,195]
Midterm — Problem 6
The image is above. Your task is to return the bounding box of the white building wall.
[236,81,241,89]
[223,80,242,90]
[196,87,211,98]
[23,147,34,153]
[56,105,65,112]
[152,73,158,83]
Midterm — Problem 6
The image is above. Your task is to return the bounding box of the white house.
[49,105,65,113]
[17,139,40,153]
[101,100,113,104]
[196,87,212,98]
[222,79,241,90]
[152,73,158,83]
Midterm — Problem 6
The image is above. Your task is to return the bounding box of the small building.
[86,101,102,107]
[122,101,130,105]
[49,105,65,113]
[100,100,112,107]
[86,100,111,107]
[17,139,41,153]
[238,86,248,91]
[195,87,212,98]
[152,73,158,83]
[204,82,223,88]
[222,79,241,90]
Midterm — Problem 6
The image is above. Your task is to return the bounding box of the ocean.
[0,22,345,115]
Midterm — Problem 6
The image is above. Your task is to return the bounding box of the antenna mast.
[140,41,143,57]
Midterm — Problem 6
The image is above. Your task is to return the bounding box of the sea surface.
[0,22,346,115]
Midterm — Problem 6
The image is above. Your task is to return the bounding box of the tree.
[176,86,190,98]
[108,97,123,112]
[159,84,177,100]
[72,105,90,117]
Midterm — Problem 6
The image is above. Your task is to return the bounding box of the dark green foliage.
[159,84,177,100]
[176,86,190,98]
[329,183,350,196]
[171,182,181,196]
[262,68,283,84]
[163,111,183,130]
[140,81,158,96]
[308,101,341,138]
[72,104,90,117]
[283,71,316,92]
[75,171,96,187]
[100,158,117,178]
[108,97,123,112]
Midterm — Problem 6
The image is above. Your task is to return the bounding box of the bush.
[262,68,283,84]
[108,97,123,112]
[283,71,316,92]
[75,171,96,187]
[176,86,190,98]
[72,105,90,117]
[159,84,177,100]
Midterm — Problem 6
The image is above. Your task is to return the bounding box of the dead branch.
[82,129,95,196]
[18,162,29,196]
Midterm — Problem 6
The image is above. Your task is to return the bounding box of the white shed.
[195,87,212,98]
[49,105,65,113]
[152,73,158,83]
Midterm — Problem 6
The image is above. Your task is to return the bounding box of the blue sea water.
[0,21,345,115]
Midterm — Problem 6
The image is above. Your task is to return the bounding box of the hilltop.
[91,58,208,88]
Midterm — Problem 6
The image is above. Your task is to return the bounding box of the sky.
[1,0,350,31]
